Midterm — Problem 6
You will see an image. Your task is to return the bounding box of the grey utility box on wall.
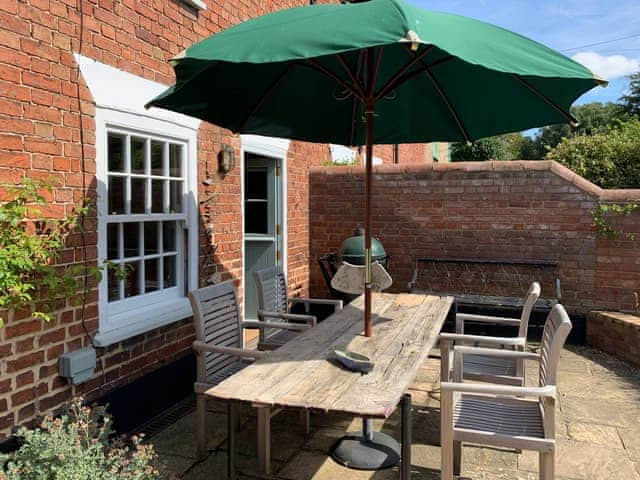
[58,347,96,385]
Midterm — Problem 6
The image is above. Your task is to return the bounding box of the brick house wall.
[309,161,640,314]
[0,0,440,439]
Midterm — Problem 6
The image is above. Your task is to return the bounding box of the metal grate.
[133,395,196,439]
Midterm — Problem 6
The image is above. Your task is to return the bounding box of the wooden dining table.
[204,292,454,479]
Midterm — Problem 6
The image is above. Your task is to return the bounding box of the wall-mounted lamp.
[218,144,235,174]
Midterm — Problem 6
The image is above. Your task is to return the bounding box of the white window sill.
[181,0,206,10]
[94,298,193,347]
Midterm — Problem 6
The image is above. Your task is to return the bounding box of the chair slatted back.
[254,266,288,313]
[539,303,572,387]
[189,280,243,383]
[518,282,541,338]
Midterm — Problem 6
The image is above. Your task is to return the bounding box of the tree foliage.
[450,137,506,161]
[546,118,640,189]
[621,71,640,118]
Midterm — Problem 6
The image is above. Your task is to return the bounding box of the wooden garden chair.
[253,265,343,350]
[439,282,541,385]
[189,280,312,460]
[440,303,572,480]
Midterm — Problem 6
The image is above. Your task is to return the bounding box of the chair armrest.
[242,320,312,331]
[456,313,521,327]
[258,310,317,326]
[440,332,526,347]
[290,297,343,311]
[453,345,540,361]
[193,340,267,360]
[441,381,556,398]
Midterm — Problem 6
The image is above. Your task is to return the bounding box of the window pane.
[124,261,142,298]
[131,177,146,214]
[108,134,125,172]
[108,265,121,301]
[107,223,119,259]
[145,259,160,293]
[151,140,164,176]
[169,180,183,213]
[246,169,267,200]
[245,203,268,234]
[108,176,125,214]
[144,222,160,255]
[169,144,182,177]
[131,137,145,174]
[164,256,177,288]
[123,223,139,258]
[163,222,176,252]
[151,180,164,213]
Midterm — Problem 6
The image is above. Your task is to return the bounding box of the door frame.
[240,135,290,325]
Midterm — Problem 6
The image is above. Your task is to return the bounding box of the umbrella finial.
[401,30,423,52]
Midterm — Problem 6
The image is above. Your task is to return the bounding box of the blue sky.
[407,0,640,105]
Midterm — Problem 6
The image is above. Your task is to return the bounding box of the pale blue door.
[244,153,283,321]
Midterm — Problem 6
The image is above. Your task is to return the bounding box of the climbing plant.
[592,203,640,240]
[0,179,103,326]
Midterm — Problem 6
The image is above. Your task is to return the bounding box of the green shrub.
[0,398,161,480]
[546,119,640,189]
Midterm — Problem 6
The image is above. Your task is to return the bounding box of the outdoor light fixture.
[218,144,235,173]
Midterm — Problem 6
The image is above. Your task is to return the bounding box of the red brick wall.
[309,161,640,315]
[587,311,640,368]
[0,0,341,440]
[594,194,640,312]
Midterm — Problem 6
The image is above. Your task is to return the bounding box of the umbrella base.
[330,431,401,470]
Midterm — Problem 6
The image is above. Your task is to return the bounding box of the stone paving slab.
[149,345,640,480]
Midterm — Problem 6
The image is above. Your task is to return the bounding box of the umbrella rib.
[421,63,472,143]
[367,47,384,98]
[304,59,363,101]
[349,93,358,146]
[512,75,579,126]
[336,54,366,100]
[238,64,296,131]
[374,46,435,101]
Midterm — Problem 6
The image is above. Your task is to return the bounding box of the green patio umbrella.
[146,0,604,468]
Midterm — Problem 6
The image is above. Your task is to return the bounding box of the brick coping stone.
[589,310,640,329]
[310,160,640,202]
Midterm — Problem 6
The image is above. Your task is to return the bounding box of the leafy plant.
[546,119,640,189]
[0,179,103,326]
[0,397,161,480]
[592,203,639,240]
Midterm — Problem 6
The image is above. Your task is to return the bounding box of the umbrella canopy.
[147,0,605,145]
[147,0,606,339]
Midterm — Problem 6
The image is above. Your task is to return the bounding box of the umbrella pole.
[364,107,373,338]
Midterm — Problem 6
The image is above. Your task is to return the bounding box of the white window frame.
[94,108,199,347]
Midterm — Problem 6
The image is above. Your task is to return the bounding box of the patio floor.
[149,345,640,480]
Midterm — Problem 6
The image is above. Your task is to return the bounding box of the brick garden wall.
[309,161,640,315]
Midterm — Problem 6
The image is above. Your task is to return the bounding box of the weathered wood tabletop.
[206,292,454,418]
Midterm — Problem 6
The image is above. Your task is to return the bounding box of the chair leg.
[440,339,451,383]
[539,450,554,480]
[440,390,454,480]
[453,440,462,476]
[196,393,207,461]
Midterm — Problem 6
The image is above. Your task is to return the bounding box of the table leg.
[257,406,271,475]
[401,393,412,480]
[227,402,238,480]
